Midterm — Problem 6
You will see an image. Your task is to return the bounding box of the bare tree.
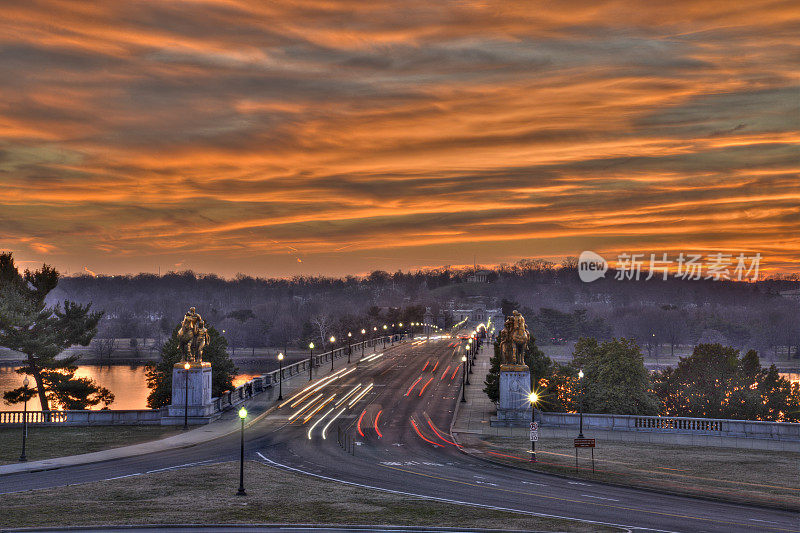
[92,338,118,361]
[311,313,334,349]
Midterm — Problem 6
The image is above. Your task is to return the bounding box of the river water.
[1,365,798,412]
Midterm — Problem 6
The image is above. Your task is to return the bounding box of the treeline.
[49,259,799,358]
[484,337,800,422]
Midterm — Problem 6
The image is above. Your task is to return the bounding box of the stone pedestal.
[163,362,216,424]
[492,365,532,427]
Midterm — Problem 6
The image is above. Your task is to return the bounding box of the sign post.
[529,421,538,442]
[573,437,596,473]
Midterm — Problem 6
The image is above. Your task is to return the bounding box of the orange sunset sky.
[1,1,798,277]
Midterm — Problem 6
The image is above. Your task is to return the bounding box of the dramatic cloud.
[0,0,798,277]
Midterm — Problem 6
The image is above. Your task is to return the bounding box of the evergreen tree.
[0,252,113,410]
[652,344,800,421]
[572,337,659,415]
[145,324,237,408]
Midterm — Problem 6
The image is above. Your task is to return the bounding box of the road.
[1,336,798,533]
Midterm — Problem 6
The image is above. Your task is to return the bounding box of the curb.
[1,525,546,533]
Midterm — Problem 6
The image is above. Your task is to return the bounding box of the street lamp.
[347,331,352,363]
[308,342,315,381]
[578,369,585,438]
[529,391,540,462]
[398,322,403,341]
[391,323,395,345]
[183,362,190,430]
[460,355,467,403]
[329,335,336,371]
[277,352,284,401]
[19,376,30,462]
[361,329,366,357]
[237,407,247,496]
[468,338,473,374]
[383,325,388,348]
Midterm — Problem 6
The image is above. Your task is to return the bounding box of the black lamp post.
[529,392,539,462]
[329,336,336,371]
[361,329,366,357]
[308,342,315,381]
[183,361,190,430]
[277,352,284,401]
[382,325,388,348]
[347,332,352,363]
[460,355,467,402]
[391,324,395,345]
[236,407,247,496]
[578,369,585,438]
[19,376,30,462]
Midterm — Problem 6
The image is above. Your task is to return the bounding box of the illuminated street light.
[308,342,315,381]
[277,352,284,401]
[183,362,191,430]
[347,331,352,363]
[329,336,336,371]
[529,391,540,462]
[361,328,366,356]
[237,407,247,496]
[460,355,468,402]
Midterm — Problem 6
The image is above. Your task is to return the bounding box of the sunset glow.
[1,1,798,276]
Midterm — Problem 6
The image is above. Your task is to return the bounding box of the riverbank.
[0,426,185,465]
[0,461,619,532]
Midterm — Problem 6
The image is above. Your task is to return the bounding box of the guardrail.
[538,412,800,441]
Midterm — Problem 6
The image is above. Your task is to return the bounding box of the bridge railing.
[538,412,800,441]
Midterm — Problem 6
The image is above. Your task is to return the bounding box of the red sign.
[574,438,595,448]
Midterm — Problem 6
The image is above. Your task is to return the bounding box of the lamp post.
[361,329,366,357]
[347,331,352,363]
[237,407,247,496]
[382,325,388,348]
[468,339,473,376]
[277,352,284,401]
[398,322,403,341]
[529,391,539,462]
[308,342,315,381]
[329,335,336,371]
[183,361,190,430]
[391,323,395,345]
[19,376,29,462]
[373,326,378,352]
[578,369,585,438]
[460,355,467,402]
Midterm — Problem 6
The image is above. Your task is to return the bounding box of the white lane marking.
[568,481,591,486]
[582,494,620,502]
[521,480,547,486]
[750,519,778,524]
[145,459,215,474]
[102,472,143,481]
[255,452,678,533]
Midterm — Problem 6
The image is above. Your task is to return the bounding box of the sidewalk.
[0,344,403,477]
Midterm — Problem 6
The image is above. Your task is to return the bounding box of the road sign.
[530,421,538,430]
[529,430,539,442]
[574,438,595,448]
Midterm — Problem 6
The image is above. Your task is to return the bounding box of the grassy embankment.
[0,461,620,532]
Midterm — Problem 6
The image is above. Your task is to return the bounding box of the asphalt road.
[1,337,798,533]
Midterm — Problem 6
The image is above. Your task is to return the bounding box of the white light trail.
[321,408,347,440]
[308,407,335,439]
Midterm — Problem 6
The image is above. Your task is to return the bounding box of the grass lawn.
[0,461,620,532]
[0,425,184,465]
[467,435,800,510]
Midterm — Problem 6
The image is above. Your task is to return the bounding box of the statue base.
[491,368,532,427]
[163,361,217,424]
